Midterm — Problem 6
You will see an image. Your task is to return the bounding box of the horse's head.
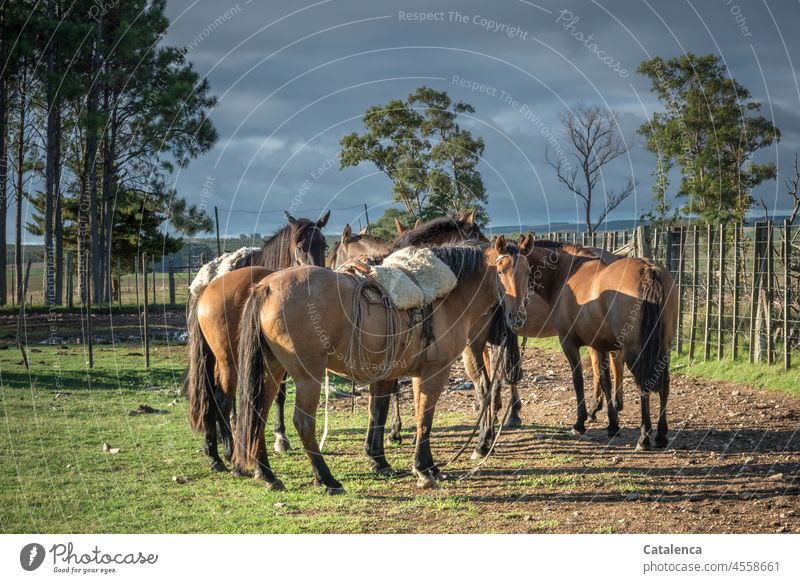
[286,210,330,267]
[491,235,532,330]
[456,209,487,242]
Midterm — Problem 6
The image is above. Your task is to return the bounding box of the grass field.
[0,343,493,533]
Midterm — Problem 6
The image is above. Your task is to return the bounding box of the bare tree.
[545,103,636,234]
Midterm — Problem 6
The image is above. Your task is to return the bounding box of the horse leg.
[293,375,344,494]
[655,369,670,448]
[610,350,624,412]
[504,382,523,429]
[215,365,236,462]
[387,380,403,445]
[366,380,395,475]
[464,343,493,459]
[587,348,604,422]
[597,352,620,438]
[561,338,588,436]
[412,370,448,489]
[203,406,227,472]
[273,373,291,453]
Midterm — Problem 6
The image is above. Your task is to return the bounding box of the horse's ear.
[359,225,368,235]
[341,224,352,243]
[519,233,533,254]
[465,209,476,226]
[414,218,422,228]
[394,218,406,235]
[317,209,330,228]
[494,235,507,255]
[285,211,298,226]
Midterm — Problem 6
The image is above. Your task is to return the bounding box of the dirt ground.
[366,347,800,534]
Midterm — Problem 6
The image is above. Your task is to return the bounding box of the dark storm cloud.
[163,0,800,237]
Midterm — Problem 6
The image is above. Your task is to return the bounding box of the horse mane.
[348,233,388,245]
[257,218,320,269]
[391,216,475,250]
[429,242,492,285]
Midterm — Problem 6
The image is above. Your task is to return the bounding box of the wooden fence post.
[676,226,685,354]
[168,259,176,305]
[85,250,93,369]
[66,252,74,309]
[767,221,774,365]
[703,224,713,361]
[689,225,699,361]
[785,220,792,370]
[749,223,761,363]
[732,223,741,360]
[142,253,150,370]
[717,223,725,360]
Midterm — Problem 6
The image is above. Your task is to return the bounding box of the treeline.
[1,0,217,306]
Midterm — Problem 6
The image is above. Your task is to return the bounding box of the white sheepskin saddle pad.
[338,247,457,310]
[189,247,259,296]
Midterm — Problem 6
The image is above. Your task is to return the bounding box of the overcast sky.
[156,0,800,237]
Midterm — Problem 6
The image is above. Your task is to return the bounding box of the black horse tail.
[485,303,523,384]
[503,328,523,384]
[632,264,668,395]
[234,285,270,468]
[187,291,216,433]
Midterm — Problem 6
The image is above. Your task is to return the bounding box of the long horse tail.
[633,264,669,394]
[187,290,216,432]
[234,284,270,468]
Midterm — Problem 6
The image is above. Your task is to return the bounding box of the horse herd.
[186,212,677,494]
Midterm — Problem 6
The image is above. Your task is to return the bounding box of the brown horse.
[516,234,677,449]
[234,238,531,492]
[277,212,487,453]
[186,212,330,472]
[326,224,391,269]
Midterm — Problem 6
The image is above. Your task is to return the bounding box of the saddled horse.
[514,234,677,449]
[186,212,330,472]
[273,212,486,453]
[234,238,531,493]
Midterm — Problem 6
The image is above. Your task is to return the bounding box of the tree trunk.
[14,65,26,305]
[44,0,57,307]
[88,19,102,305]
[54,105,63,305]
[101,99,116,304]
[0,4,7,306]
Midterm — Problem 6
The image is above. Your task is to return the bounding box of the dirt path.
[367,347,800,533]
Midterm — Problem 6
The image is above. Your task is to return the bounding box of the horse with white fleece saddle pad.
[336,246,457,310]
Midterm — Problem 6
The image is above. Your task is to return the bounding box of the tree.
[638,53,780,223]
[545,103,635,234]
[340,86,487,224]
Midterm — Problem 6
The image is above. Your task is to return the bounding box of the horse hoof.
[265,479,286,491]
[373,465,395,477]
[211,460,228,472]
[325,485,346,495]
[273,436,291,453]
[387,433,402,446]
[607,425,621,438]
[654,435,668,449]
[589,413,597,423]
[231,466,252,478]
[470,447,488,460]
[570,425,586,436]
[415,475,438,489]
[615,401,624,412]
[503,415,523,429]
[636,437,651,451]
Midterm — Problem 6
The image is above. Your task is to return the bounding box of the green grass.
[525,337,800,397]
[0,344,483,533]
